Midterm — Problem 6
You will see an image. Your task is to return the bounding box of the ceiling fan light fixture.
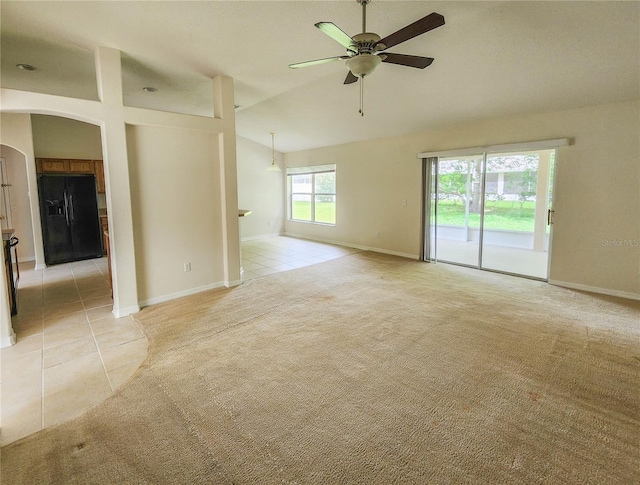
[346,53,381,77]
[290,0,445,116]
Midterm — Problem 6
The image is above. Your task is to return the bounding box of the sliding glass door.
[430,155,484,266]
[480,150,554,278]
[425,148,556,280]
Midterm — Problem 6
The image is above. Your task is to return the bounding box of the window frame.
[287,165,336,225]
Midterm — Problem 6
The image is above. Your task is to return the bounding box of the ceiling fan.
[289,0,445,114]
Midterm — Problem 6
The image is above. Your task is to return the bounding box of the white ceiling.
[1,1,638,152]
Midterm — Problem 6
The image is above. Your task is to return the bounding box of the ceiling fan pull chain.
[359,76,365,116]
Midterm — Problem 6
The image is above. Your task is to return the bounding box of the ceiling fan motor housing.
[351,32,384,54]
[347,33,385,77]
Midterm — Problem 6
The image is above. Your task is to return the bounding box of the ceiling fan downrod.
[358,0,371,34]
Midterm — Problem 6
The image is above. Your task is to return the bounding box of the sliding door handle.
[547,209,554,225]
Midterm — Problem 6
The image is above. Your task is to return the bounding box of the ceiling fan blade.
[315,22,356,50]
[344,71,359,84]
[377,12,445,50]
[381,53,434,69]
[289,56,349,69]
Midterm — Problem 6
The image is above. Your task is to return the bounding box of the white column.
[95,47,140,316]
[213,76,241,286]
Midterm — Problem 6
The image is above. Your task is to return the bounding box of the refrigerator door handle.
[69,194,75,223]
[64,191,70,226]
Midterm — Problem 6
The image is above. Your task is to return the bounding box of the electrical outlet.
[402,200,407,206]
[184,262,191,272]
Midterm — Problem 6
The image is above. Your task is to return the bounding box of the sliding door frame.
[419,138,570,279]
[420,157,438,262]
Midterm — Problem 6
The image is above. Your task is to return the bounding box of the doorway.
[425,148,556,280]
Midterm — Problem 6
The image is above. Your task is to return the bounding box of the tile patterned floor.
[1,236,358,446]
[241,236,360,281]
[1,258,147,446]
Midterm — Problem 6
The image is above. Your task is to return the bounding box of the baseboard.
[138,282,226,308]
[35,263,45,270]
[369,247,419,260]
[18,256,35,264]
[548,279,640,301]
[283,232,418,261]
[241,232,283,242]
[112,305,141,318]
[225,279,242,288]
[0,330,17,349]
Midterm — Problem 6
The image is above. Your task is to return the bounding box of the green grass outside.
[291,199,536,231]
[292,201,335,224]
[435,200,536,232]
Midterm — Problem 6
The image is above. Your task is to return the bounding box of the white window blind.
[286,164,336,175]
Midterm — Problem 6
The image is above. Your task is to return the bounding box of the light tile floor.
[0,236,358,446]
[241,236,360,281]
[1,258,148,446]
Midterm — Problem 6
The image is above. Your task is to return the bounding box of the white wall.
[31,114,103,159]
[0,113,44,270]
[0,145,35,261]
[236,136,284,240]
[285,100,640,299]
[284,136,428,259]
[0,46,241,322]
[127,124,225,305]
[0,113,37,348]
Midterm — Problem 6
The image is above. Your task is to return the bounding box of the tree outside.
[436,154,540,232]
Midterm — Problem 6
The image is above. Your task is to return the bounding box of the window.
[287,164,336,225]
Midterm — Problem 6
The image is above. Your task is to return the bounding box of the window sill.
[288,219,336,227]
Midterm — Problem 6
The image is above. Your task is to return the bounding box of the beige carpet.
[2,252,639,484]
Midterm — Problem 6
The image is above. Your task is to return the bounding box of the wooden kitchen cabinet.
[94,160,105,193]
[69,159,94,173]
[36,158,70,173]
[35,158,106,194]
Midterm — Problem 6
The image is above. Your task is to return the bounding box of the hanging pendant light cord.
[271,133,275,161]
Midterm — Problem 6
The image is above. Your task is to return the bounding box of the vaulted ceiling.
[1,1,638,152]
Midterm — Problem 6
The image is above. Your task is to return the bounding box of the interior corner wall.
[236,136,284,240]
[284,99,640,298]
[0,145,35,261]
[0,112,44,269]
[126,124,224,305]
[31,114,103,159]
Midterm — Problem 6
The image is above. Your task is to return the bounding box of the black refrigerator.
[38,174,103,265]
